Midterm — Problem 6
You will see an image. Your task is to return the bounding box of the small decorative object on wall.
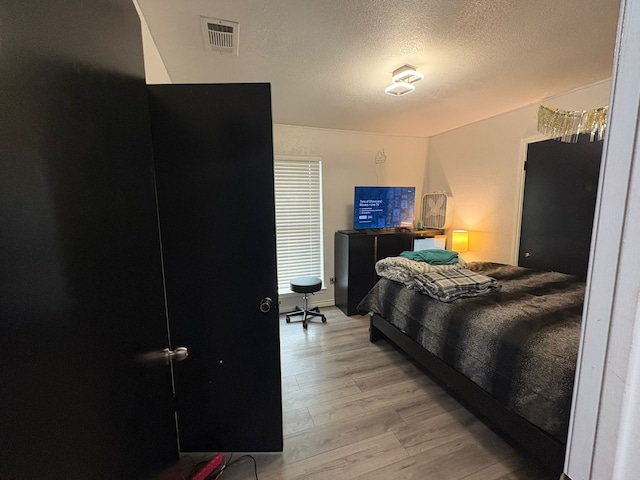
[375,149,387,164]
[537,103,608,143]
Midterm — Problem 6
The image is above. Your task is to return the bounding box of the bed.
[357,261,584,473]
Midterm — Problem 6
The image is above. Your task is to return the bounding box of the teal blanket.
[399,249,459,265]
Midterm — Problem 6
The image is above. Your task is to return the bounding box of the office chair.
[286,276,326,329]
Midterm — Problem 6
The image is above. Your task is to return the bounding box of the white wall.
[274,125,428,311]
[426,80,612,264]
[132,0,172,83]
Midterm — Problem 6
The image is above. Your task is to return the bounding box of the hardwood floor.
[182,306,559,480]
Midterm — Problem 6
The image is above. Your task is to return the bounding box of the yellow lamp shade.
[452,230,469,252]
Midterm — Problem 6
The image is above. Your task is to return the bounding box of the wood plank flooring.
[181,306,559,480]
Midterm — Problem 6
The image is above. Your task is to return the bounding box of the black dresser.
[334,229,442,315]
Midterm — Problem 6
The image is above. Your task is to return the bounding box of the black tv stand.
[334,228,442,315]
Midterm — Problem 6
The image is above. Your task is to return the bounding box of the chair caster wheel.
[286,316,291,323]
[303,322,308,329]
[322,317,326,323]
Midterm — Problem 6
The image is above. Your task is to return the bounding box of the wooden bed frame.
[369,312,566,474]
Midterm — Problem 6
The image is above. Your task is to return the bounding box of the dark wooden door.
[519,135,603,278]
[148,84,283,452]
[0,1,178,479]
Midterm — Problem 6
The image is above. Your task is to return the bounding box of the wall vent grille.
[421,192,453,229]
[200,17,239,55]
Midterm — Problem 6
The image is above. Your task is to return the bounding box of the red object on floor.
[191,454,225,480]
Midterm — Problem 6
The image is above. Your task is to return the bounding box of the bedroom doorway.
[518,135,603,279]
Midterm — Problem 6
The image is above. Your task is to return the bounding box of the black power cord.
[207,454,258,480]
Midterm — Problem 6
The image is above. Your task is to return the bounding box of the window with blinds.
[273,156,324,295]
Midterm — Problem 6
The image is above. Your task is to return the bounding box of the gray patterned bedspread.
[357,262,583,443]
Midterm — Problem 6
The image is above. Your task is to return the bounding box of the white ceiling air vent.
[421,192,453,229]
[200,17,239,55]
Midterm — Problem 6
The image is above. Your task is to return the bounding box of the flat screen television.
[353,186,415,230]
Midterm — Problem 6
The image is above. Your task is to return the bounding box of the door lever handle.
[163,347,188,365]
[260,297,273,313]
[136,346,189,366]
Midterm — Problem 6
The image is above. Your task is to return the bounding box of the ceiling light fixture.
[384,64,423,97]
[384,81,415,97]
[391,64,424,85]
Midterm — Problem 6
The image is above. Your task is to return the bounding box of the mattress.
[357,262,584,442]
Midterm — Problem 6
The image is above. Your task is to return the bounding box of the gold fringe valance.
[537,103,608,143]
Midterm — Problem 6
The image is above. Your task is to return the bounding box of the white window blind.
[274,156,324,295]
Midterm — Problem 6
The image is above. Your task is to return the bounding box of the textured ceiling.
[136,0,620,137]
